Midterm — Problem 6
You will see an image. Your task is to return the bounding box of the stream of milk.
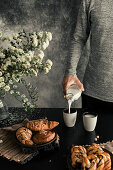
[68,99,72,114]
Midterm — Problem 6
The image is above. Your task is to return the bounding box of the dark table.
[0,108,113,170]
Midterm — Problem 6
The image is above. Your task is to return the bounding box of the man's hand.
[62,75,84,95]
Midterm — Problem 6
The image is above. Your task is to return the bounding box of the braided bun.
[70,144,111,170]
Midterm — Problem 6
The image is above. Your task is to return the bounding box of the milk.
[68,99,72,114]
[83,112,98,131]
[65,85,82,114]
[84,114,95,118]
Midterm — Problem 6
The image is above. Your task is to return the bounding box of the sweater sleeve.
[65,0,91,76]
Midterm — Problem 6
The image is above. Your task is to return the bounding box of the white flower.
[12,62,16,65]
[11,56,16,60]
[38,32,43,38]
[46,32,52,41]
[3,65,7,70]
[23,98,28,103]
[45,39,49,47]
[16,38,22,43]
[4,85,10,91]
[23,62,31,68]
[21,32,25,36]
[8,45,16,51]
[9,80,13,84]
[15,78,20,82]
[30,104,34,108]
[44,67,49,74]
[21,94,26,98]
[25,53,32,62]
[42,42,47,50]
[0,52,5,59]
[16,48,24,54]
[46,59,53,67]
[0,77,4,82]
[16,58,21,62]
[6,60,11,66]
[27,102,31,106]
[12,74,16,81]
[45,64,51,70]
[37,55,44,61]
[20,56,26,62]
[31,69,38,76]
[0,72,2,76]
[28,51,34,58]
[7,36,12,41]
[0,82,5,88]
[36,51,44,61]
[39,50,44,57]
[13,33,19,39]
[16,91,20,95]
[18,72,23,77]
[10,90,14,94]
[32,36,38,47]
[13,85,17,89]
[0,100,3,108]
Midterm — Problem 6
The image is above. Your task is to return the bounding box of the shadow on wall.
[0,0,89,108]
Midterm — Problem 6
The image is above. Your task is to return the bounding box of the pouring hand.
[62,75,84,95]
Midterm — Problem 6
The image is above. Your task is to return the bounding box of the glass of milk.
[63,108,77,127]
[83,112,98,131]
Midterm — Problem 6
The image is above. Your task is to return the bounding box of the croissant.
[26,119,59,131]
[16,127,34,146]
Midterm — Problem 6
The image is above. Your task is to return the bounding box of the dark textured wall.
[0,0,89,108]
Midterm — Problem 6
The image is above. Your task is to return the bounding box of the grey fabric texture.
[65,0,113,102]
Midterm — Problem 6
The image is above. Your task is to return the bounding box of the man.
[62,0,113,113]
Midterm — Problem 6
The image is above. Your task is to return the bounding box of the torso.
[83,0,113,101]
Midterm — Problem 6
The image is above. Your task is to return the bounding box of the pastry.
[88,154,99,170]
[71,145,87,154]
[26,119,59,131]
[70,144,111,170]
[16,127,34,146]
[71,146,90,169]
[103,152,111,170]
[96,154,105,170]
[87,144,103,155]
[32,130,55,144]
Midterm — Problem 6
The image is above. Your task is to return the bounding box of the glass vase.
[0,97,9,121]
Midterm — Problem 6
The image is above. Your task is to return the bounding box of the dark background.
[0,0,89,108]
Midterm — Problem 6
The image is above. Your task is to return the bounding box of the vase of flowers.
[0,30,53,119]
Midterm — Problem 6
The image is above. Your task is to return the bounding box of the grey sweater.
[65,0,113,102]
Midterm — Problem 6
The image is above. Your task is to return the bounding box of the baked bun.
[71,146,90,169]
[32,130,55,144]
[87,144,103,155]
[26,120,59,131]
[70,144,111,170]
[16,127,34,146]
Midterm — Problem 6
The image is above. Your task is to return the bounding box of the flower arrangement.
[0,30,53,113]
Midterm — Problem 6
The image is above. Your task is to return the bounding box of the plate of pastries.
[16,118,59,147]
[68,143,112,170]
